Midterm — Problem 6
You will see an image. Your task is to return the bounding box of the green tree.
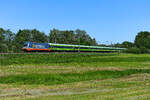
[49,29,98,45]
[135,31,150,49]
[49,29,59,43]
[14,29,31,52]
[4,29,15,52]
[75,29,97,45]
[113,43,122,48]
[121,41,134,48]
[0,28,5,43]
[0,28,15,52]
[31,29,48,43]
[60,30,75,44]
[14,29,48,52]
[0,28,7,52]
[49,29,76,44]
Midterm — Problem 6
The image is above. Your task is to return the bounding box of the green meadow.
[0,53,150,100]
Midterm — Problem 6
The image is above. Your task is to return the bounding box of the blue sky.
[0,0,150,44]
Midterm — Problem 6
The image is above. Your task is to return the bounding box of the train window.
[52,46,74,48]
[74,47,79,49]
[31,43,49,49]
[80,47,89,49]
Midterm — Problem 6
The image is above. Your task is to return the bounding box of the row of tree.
[0,27,150,53]
[0,28,97,52]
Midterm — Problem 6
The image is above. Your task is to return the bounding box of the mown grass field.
[0,53,150,100]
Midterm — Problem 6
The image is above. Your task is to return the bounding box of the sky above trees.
[0,0,150,44]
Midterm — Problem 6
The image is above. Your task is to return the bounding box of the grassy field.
[0,53,150,100]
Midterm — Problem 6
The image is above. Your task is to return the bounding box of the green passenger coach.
[48,43,125,52]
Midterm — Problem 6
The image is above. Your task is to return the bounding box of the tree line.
[0,28,97,52]
[111,31,150,54]
[0,27,150,53]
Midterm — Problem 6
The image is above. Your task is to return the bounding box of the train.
[22,42,126,52]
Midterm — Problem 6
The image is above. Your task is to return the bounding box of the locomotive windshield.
[23,43,28,48]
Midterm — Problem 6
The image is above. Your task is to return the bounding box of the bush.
[124,47,141,54]
[0,44,9,53]
[124,47,150,54]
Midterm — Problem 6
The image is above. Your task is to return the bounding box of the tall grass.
[0,69,150,85]
[0,53,118,66]
[2,53,150,69]
[1,53,150,68]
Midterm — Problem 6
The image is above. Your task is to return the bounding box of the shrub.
[0,44,9,53]
[124,47,141,54]
[124,47,150,54]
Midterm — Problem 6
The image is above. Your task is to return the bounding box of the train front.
[22,42,51,52]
